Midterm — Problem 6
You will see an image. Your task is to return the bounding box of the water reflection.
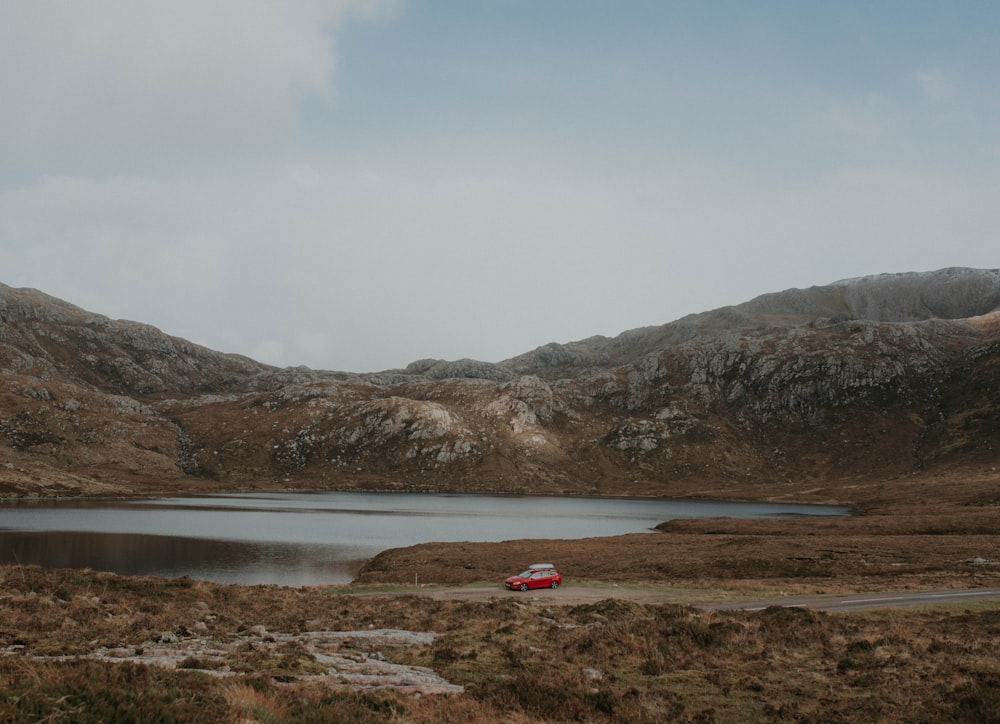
[0,492,848,585]
[0,531,363,586]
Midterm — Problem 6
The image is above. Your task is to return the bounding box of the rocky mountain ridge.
[1,268,998,503]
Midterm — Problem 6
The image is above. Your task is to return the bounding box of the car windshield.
[518,570,534,577]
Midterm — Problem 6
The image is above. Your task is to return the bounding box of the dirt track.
[348,584,1000,611]
[363,584,683,605]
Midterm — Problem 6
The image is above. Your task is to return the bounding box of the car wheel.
[520,583,528,591]
[550,580,559,589]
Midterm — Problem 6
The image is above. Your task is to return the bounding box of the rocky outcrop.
[0,284,275,396]
[505,267,1000,380]
[736,267,1000,323]
[1,270,998,499]
[402,358,517,383]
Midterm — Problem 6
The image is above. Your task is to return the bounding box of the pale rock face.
[401,402,454,441]
[484,395,537,434]
[484,375,558,435]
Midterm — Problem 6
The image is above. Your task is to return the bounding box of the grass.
[4,565,1000,721]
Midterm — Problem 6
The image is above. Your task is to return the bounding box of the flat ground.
[351,502,1000,599]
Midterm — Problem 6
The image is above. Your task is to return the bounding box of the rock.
[404,358,517,383]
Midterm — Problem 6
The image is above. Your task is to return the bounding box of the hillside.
[1,268,998,507]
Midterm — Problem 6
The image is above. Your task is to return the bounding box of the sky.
[2,1,998,373]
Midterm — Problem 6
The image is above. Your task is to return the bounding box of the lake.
[0,492,849,586]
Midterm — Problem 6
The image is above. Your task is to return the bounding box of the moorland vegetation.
[1,268,998,720]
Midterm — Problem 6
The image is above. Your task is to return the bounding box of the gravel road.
[349,584,1000,611]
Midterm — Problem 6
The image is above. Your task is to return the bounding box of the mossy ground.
[2,564,1000,722]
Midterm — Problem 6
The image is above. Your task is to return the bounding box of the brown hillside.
[1,270,998,511]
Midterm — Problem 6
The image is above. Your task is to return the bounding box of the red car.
[504,564,562,591]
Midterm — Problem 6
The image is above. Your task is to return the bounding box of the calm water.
[0,492,848,586]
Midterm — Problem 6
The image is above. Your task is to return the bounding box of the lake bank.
[0,491,848,585]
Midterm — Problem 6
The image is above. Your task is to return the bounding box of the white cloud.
[0,0,397,174]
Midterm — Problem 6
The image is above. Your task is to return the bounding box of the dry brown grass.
[2,565,1000,722]
[354,504,1000,597]
[219,680,288,723]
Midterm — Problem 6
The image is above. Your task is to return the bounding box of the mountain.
[505,267,1000,378]
[1,268,998,503]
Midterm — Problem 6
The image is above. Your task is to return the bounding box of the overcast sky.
[2,1,998,372]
